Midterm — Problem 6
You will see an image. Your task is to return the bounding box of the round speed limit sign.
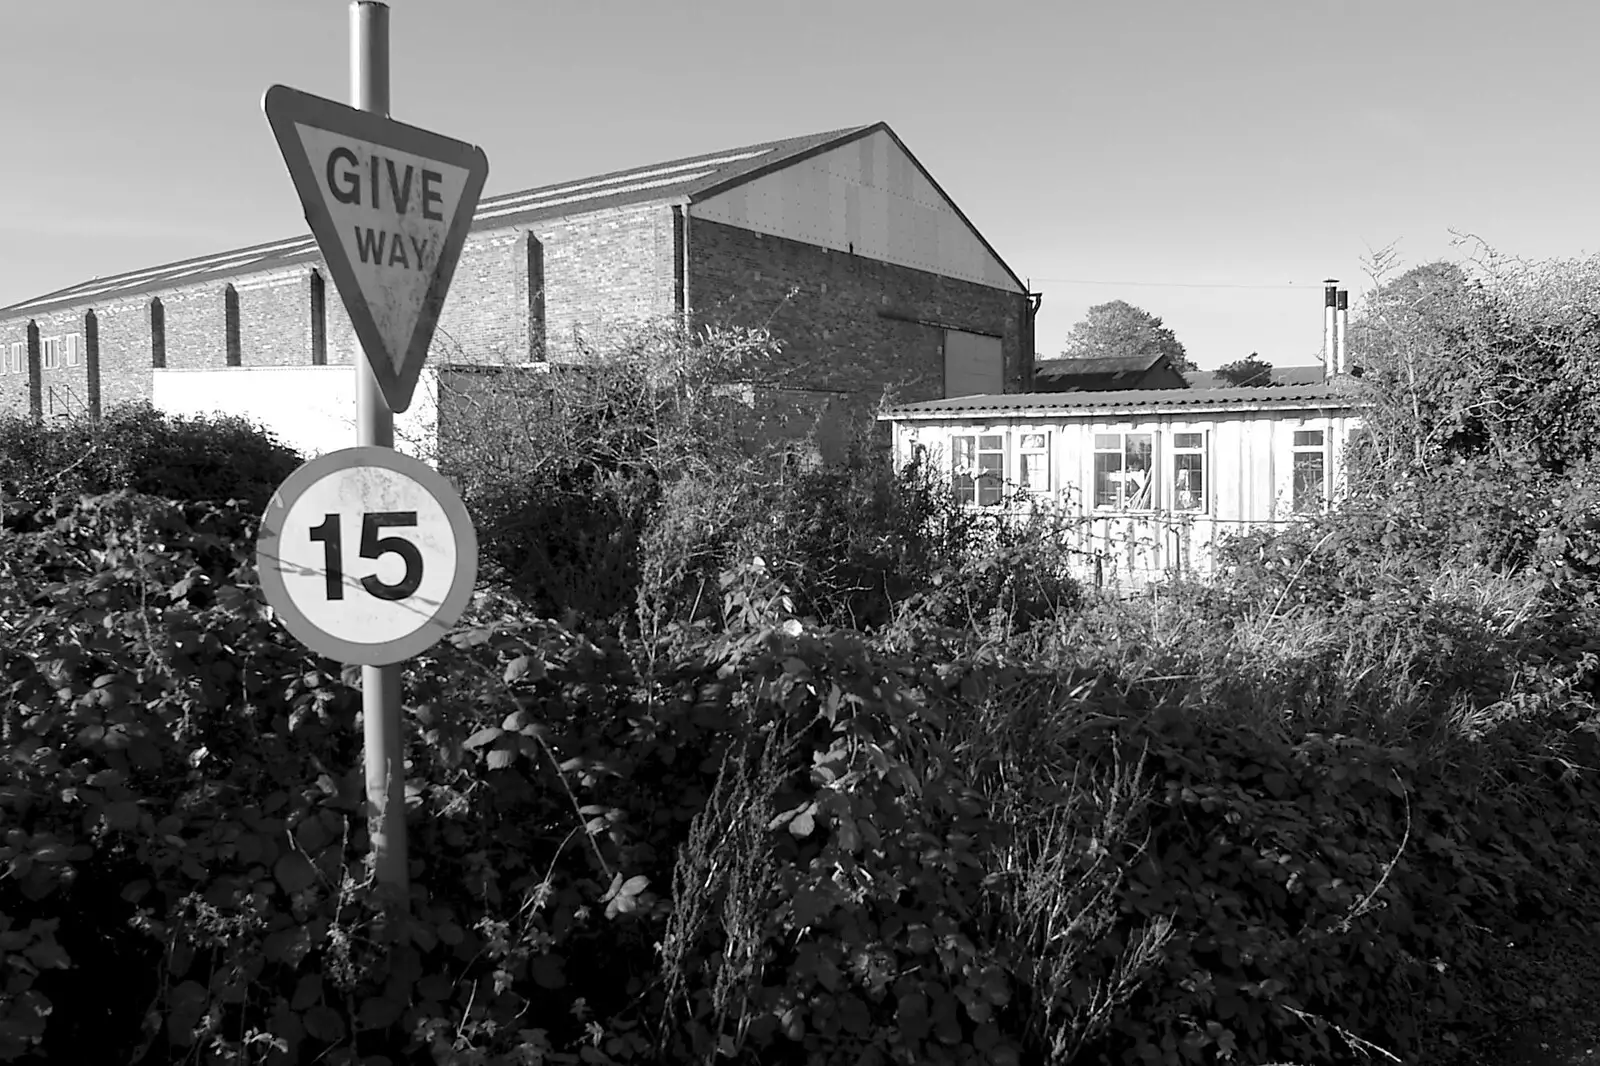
[257,447,478,665]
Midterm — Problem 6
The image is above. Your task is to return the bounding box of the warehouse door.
[943,330,1004,398]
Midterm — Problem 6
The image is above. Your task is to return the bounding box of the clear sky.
[3,0,1596,371]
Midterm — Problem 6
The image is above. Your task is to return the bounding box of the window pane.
[1094,450,1123,508]
[976,450,1003,505]
[1020,432,1046,451]
[1020,451,1047,490]
[1174,432,1202,450]
[1293,452,1325,513]
[951,436,975,504]
[1125,435,1153,508]
[1293,430,1324,447]
[1126,434,1153,472]
[979,435,1003,451]
[1174,453,1204,511]
[1094,433,1120,451]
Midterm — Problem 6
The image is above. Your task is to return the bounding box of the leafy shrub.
[436,321,776,628]
[4,488,1600,1064]
[0,403,301,526]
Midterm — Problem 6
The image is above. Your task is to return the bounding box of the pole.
[1323,280,1338,382]
[351,0,408,898]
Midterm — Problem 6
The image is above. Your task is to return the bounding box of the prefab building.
[881,385,1363,586]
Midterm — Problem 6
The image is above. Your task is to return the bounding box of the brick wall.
[93,298,156,409]
[0,200,1025,441]
[235,270,312,367]
[687,217,1027,413]
[531,203,677,359]
[0,315,32,416]
[161,283,229,370]
[436,232,525,362]
[6,309,96,420]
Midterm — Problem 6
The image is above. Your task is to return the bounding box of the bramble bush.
[0,403,301,527]
[4,481,1600,1065]
[9,247,1600,1065]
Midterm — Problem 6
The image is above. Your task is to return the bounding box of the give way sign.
[263,84,489,413]
[257,447,478,665]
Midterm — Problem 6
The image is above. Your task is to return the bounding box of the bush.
[13,246,1600,1066]
[0,403,301,526]
[3,488,1600,1065]
[436,321,776,628]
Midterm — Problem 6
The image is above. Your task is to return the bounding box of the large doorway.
[943,329,1003,397]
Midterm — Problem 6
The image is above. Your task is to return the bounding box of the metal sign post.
[351,0,406,899]
[257,0,488,904]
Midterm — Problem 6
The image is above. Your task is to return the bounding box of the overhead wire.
[1026,277,1335,291]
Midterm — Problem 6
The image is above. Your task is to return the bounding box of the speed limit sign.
[257,447,478,665]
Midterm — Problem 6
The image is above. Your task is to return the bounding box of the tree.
[1216,354,1274,387]
[1348,248,1600,478]
[1061,300,1193,373]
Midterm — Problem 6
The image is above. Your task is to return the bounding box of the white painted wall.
[893,406,1362,586]
[690,129,1022,293]
[152,365,440,462]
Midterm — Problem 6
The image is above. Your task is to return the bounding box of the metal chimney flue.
[1323,280,1338,381]
[1335,289,1349,376]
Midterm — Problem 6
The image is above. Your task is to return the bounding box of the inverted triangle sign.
[264,85,489,413]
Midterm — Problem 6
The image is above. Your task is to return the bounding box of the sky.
[3,0,1598,371]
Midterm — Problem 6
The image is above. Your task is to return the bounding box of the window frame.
[1015,429,1051,496]
[1171,429,1209,514]
[62,333,81,368]
[1290,426,1328,514]
[41,336,61,371]
[1092,429,1158,513]
[950,431,1007,508]
[3,342,21,374]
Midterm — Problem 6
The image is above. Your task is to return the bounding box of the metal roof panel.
[881,384,1357,420]
[2,124,874,319]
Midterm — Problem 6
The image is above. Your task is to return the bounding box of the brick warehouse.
[0,122,1039,459]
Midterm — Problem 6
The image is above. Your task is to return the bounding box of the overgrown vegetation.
[4,250,1600,1065]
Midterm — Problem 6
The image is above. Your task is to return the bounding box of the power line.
[1028,277,1328,291]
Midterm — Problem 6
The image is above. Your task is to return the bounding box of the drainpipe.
[672,202,690,332]
[1023,286,1042,391]
[1335,289,1349,376]
[1323,280,1338,381]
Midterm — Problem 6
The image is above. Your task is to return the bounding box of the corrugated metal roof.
[1035,353,1164,377]
[2,123,876,319]
[1185,364,1326,388]
[881,384,1356,420]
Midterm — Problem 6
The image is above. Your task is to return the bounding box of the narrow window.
[62,333,81,368]
[1094,432,1155,510]
[85,311,100,419]
[4,341,22,374]
[224,284,241,366]
[310,270,327,365]
[1292,429,1326,514]
[1017,431,1049,494]
[41,336,60,370]
[527,233,546,360]
[952,433,1004,507]
[1173,431,1207,512]
[151,298,166,368]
